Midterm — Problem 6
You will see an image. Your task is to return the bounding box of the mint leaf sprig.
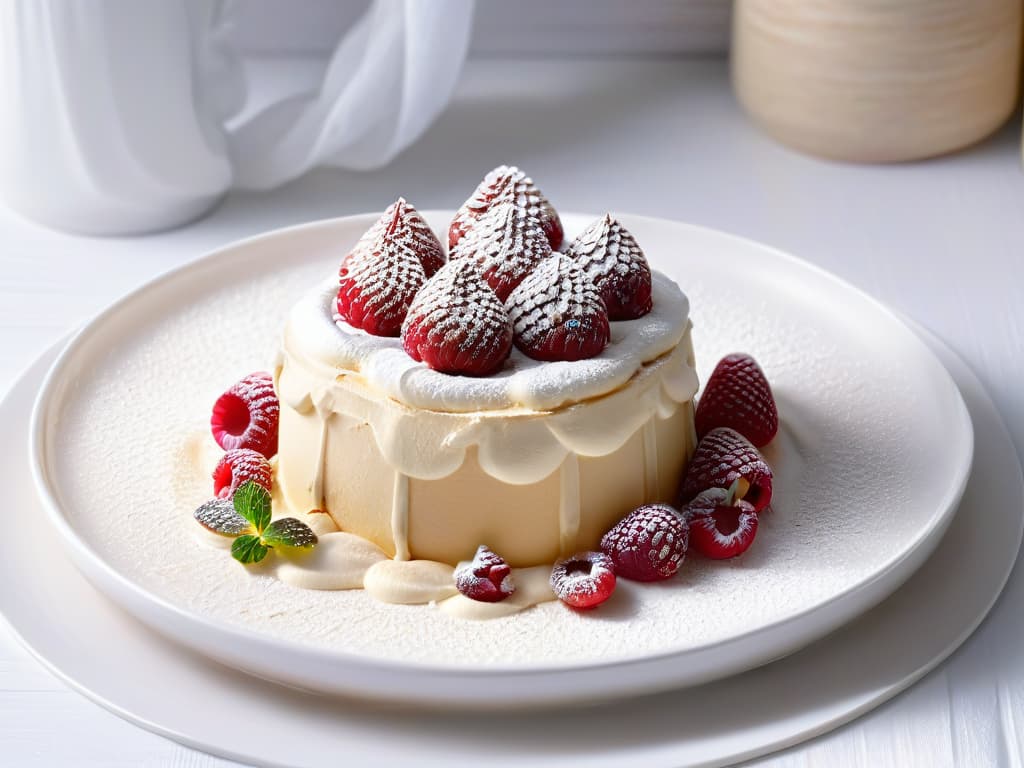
[193,480,317,565]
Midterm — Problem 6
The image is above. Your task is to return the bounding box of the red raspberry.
[401,260,512,376]
[210,372,279,458]
[449,197,552,301]
[683,486,759,559]
[454,545,515,602]
[212,449,272,499]
[505,254,610,362]
[695,353,779,447]
[600,504,688,582]
[678,427,773,512]
[550,551,616,609]
[565,214,653,321]
[336,199,444,336]
[449,165,563,251]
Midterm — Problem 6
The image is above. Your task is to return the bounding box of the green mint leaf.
[193,499,252,537]
[231,534,269,564]
[232,480,272,533]
[262,518,318,550]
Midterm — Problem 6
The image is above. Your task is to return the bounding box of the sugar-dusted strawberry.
[505,253,610,362]
[210,372,280,458]
[350,197,445,276]
[695,353,778,447]
[600,504,688,582]
[212,448,272,499]
[402,260,513,376]
[565,214,653,320]
[682,483,759,559]
[449,165,563,251]
[550,551,616,609]
[455,545,515,602]
[678,427,773,512]
[336,199,445,336]
[449,197,552,301]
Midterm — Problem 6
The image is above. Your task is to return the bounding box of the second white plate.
[29,212,972,705]
[4,329,1018,767]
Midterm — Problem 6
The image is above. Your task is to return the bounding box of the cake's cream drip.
[391,472,411,561]
[558,455,581,556]
[310,394,333,508]
[284,271,690,414]
[278,274,697,487]
[280,338,694,485]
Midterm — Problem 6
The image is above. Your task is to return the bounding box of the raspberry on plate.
[505,253,611,362]
[402,260,513,376]
[550,551,616,609]
[336,198,444,336]
[695,353,779,447]
[454,545,515,603]
[565,214,653,321]
[683,484,759,559]
[449,165,563,251]
[212,448,272,499]
[600,504,688,582]
[449,197,552,301]
[210,372,280,458]
[678,427,773,512]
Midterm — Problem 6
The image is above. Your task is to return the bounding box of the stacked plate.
[3,213,1019,767]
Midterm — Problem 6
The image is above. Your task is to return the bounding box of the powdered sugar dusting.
[549,552,616,607]
[449,165,562,250]
[600,504,688,581]
[506,253,610,359]
[335,199,445,336]
[401,260,513,376]
[213,449,272,498]
[566,214,653,320]
[679,427,773,508]
[211,372,279,456]
[349,198,446,277]
[449,197,552,301]
[453,545,516,602]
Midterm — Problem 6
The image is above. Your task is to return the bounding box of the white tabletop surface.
[1,57,1022,767]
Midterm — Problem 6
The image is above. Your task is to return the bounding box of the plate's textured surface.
[35,213,970,670]
[4,328,1015,768]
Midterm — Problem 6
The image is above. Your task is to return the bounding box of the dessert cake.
[196,166,778,618]
[275,184,698,568]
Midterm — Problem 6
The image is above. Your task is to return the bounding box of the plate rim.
[3,326,1014,766]
[26,211,975,700]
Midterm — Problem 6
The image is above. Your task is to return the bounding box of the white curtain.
[0,0,475,234]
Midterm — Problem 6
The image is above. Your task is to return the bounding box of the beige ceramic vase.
[732,0,1023,162]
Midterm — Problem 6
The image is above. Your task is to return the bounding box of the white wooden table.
[2,57,1022,767]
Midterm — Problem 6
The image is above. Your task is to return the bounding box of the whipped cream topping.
[283,270,690,414]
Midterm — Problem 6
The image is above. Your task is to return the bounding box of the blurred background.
[3,0,1021,432]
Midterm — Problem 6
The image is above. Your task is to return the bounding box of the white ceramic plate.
[5,330,1017,767]
[29,212,973,706]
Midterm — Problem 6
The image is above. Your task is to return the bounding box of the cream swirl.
[282,270,690,414]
